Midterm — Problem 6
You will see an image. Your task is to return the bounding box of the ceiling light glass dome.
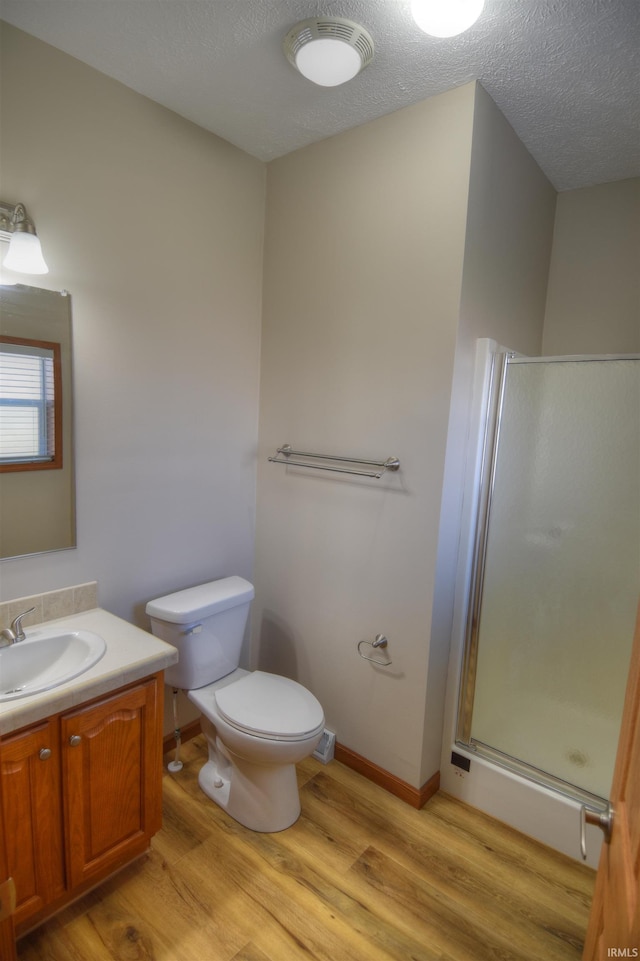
[283,18,374,87]
[411,0,485,38]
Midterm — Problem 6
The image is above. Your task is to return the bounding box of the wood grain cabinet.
[0,673,163,934]
[1,717,65,928]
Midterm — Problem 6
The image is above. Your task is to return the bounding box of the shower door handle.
[580,802,613,860]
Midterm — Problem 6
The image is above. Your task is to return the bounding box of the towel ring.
[357,634,392,666]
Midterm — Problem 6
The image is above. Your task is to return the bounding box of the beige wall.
[543,178,640,355]
[254,86,476,786]
[0,23,265,633]
[254,80,555,789]
[460,85,556,357]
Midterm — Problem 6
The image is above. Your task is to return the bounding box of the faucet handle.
[11,606,36,641]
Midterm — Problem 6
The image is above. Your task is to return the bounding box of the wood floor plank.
[426,792,594,914]
[96,847,250,961]
[178,814,440,961]
[353,843,581,961]
[303,767,593,912]
[297,768,591,956]
[152,765,222,864]
[17,742,595,961]
[276,778,583,961]
[426,791,593,901]
[18,908,121,961]
[230,943,274,961]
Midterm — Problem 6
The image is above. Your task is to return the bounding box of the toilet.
[146,576,325,832]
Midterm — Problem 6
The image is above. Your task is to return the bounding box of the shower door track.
[461,738,609,812]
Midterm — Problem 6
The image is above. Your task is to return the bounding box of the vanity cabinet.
[0,673,163,933]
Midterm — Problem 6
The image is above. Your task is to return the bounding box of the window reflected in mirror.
[0,335,62,470]
[0,285,75,558]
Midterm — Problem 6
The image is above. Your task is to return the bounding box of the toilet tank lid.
[145,576,254,624]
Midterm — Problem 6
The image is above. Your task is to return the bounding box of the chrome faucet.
[0,607,36,646]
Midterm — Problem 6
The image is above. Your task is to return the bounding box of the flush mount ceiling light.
[411,0,485,37]
[283,17,374,87]
[0,200,49,275]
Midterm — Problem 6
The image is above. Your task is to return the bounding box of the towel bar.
[268,445,400,479]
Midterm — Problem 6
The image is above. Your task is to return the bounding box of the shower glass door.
[460,355,639,802]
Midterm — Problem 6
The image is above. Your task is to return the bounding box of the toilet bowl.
[190,668,324,832]
[146,577,325,832]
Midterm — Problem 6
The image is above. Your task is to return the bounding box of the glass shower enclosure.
[457,353,639,807]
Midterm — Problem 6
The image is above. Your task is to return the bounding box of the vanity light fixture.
[410,0,485,37]
[283,17,374,87]
[0,200,49,275]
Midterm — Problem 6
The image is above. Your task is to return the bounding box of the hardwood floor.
[18,736,595,961]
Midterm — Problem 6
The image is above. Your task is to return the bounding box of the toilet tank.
[145,576,254,690]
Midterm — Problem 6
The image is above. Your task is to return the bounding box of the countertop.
[0,608,178,736]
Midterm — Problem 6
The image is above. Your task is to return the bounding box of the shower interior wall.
[253,82,556,792]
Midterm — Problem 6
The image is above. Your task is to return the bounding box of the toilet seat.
[214,671,324,741]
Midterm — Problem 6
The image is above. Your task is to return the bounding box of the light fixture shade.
[411,0,485,37]
[3,230,49,274]
[284,18,374,87]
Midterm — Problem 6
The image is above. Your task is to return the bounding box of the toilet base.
[198,733,302,833]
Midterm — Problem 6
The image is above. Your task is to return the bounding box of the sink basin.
[0,628,106,701]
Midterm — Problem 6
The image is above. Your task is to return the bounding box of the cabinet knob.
[39,748,52,761]
[68,734,82,747]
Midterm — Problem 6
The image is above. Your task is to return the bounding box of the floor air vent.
[313,729,336,764]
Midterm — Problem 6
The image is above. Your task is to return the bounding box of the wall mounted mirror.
[0,284,75,558]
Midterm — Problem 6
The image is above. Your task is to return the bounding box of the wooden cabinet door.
[61,677,162,889]
[0,738,17,961]
[0,718,65,927]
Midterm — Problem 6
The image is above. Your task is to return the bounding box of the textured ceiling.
[2,0,639,191]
